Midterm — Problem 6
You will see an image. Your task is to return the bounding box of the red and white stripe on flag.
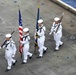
[19,26,23,53]
[18,9,23,54]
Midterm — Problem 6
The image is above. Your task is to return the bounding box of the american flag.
[18,8,23,54]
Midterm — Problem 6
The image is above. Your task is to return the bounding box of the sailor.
[49,15,64,51]
[10,38,17,58]
[0,33,17,72]
[36,19,47,58]
[20,28,32,64]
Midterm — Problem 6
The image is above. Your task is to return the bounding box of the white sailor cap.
[5,33,11,38]
[54,17,60,21]
[23,28,29,32]
[38,19,43,24]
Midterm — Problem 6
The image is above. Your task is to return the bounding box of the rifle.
[55,12,64,33]
[1,29,16,48]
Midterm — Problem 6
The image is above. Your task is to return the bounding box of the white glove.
[49,32,52,35]
[0,46,1,49]
[20,41,23,44]
[12,54,15,58]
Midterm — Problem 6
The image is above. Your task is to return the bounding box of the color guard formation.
[0,12,64,72]
[0,0,65,69]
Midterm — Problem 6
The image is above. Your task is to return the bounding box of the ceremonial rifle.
[1,29,16,48]
[55,12,64,33]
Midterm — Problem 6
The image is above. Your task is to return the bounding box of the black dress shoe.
[36,56,42,59]
[5,69,11,72]
[12,60,17,66]
[59,43,64,47]
[53,49,58,51]
[59,45,62,47]
[43,50,46,54]
[29,56,32,59]
[21,62,26,64]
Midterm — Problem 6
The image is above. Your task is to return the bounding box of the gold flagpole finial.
[18,5,19,7]
[38,0,40,8]
[17,5,20,10]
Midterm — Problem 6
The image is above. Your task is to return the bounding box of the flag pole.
[34,0,40,54]
[17,5,20,10]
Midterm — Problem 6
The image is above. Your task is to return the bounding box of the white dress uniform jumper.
[10,38,17,58]
[21,34,32,64]
[0,34,17,72]
[5,40,17,70]
[37,25,47,57]
[3,40,16,71]
[50,22,63,50]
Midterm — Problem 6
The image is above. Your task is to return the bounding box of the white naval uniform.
[10,38,17,57]
[21,34,32,63]
[3,39,16,70]
[37,26,47,57]
[50,22,63,50]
